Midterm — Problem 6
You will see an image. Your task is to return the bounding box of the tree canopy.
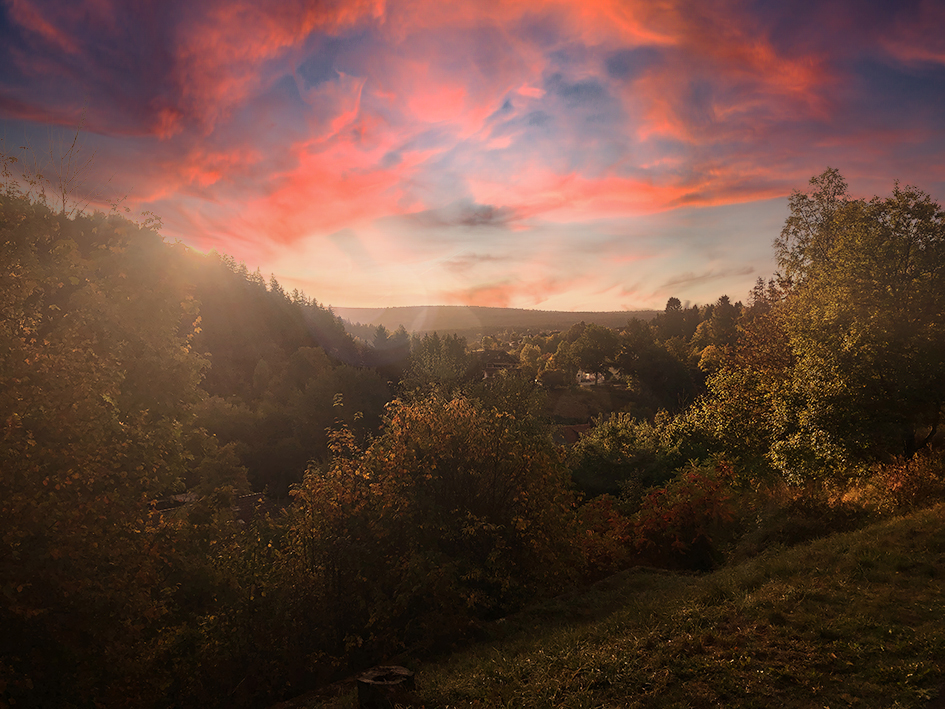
[775,169,945,470]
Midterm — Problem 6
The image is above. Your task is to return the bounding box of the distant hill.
[333,305,658,338]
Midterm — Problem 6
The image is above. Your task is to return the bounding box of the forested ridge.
[2,168,945,708]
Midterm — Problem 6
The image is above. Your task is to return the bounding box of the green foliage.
[653,296,701,341]
[518,342,542,379]
[196,355,391,496]
[676,279,797,486]
[568,412,706,499]
[368,323,410,378]
[536,366,569,389]
[402,332,475,392]
[686,171,945,485]
[192,253,361,400]
[775,169,945,470]
[616,319,699,414]
[571,322,620,383]
[691,294,741,350]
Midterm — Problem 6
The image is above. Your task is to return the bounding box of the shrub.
[568,412,704,499]
[289,394,580,655]
[843,454,945,513]
[576,495,634,578]
[728,481,872,562]
[633,461,736,570]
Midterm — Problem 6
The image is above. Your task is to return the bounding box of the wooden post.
[356,666,415,709]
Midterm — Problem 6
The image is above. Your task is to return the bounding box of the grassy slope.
[305,504,945,708]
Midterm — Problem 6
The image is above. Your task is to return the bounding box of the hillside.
[302,504,945,708]
[334,305,658,337]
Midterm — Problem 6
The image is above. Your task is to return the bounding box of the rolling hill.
[333,305,658,338]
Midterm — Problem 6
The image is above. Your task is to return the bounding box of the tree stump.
[356,666,415,709]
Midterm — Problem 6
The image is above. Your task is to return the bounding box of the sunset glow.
[2,0,943,310]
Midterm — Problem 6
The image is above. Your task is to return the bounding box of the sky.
[2,0,944,312]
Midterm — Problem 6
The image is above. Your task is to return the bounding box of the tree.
[657,297,686,340]
[775,169,945,469]
[518,342,542,379]
[372,324,390,350]
[290,393,578,646]
[616,320,697,414]
[403,332,473,392]
[0,192,214,704]
[568,412,699,499]
[572,323,619,384]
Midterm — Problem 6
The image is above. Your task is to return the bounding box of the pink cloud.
[4,0,944,311]
[443,282,514,308]
[441,272,585,309]
[7,0,81,55]
[172,0,386,131]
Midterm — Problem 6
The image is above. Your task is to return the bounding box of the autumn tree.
[290,393,579,649]
[682,279,795,484]
[0,190,232,705]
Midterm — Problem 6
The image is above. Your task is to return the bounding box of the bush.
[568,412,705,499]
[576,495,634,578]
[633,461,736,570]
[728,481,872,562]
[289,394,580,656]
[843,454,945,513]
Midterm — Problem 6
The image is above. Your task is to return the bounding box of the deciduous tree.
[775,169,945,469]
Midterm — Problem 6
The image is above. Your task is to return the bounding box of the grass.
[297,503,945,708]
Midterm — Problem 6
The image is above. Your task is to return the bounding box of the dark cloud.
[751,0,925,58]
[0,0,186,135]
[462,25,520,82]
[546,73,609,108]
[296,31,373,88]
[848,58,945,124]
[526,111,552,127]
[408,200,516,229]
[380,150,402,168]
[605,46,662,81]
[660,266,756,292]
[486,98,515,123]
[443,253,505,274]
[511,11,564,49]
